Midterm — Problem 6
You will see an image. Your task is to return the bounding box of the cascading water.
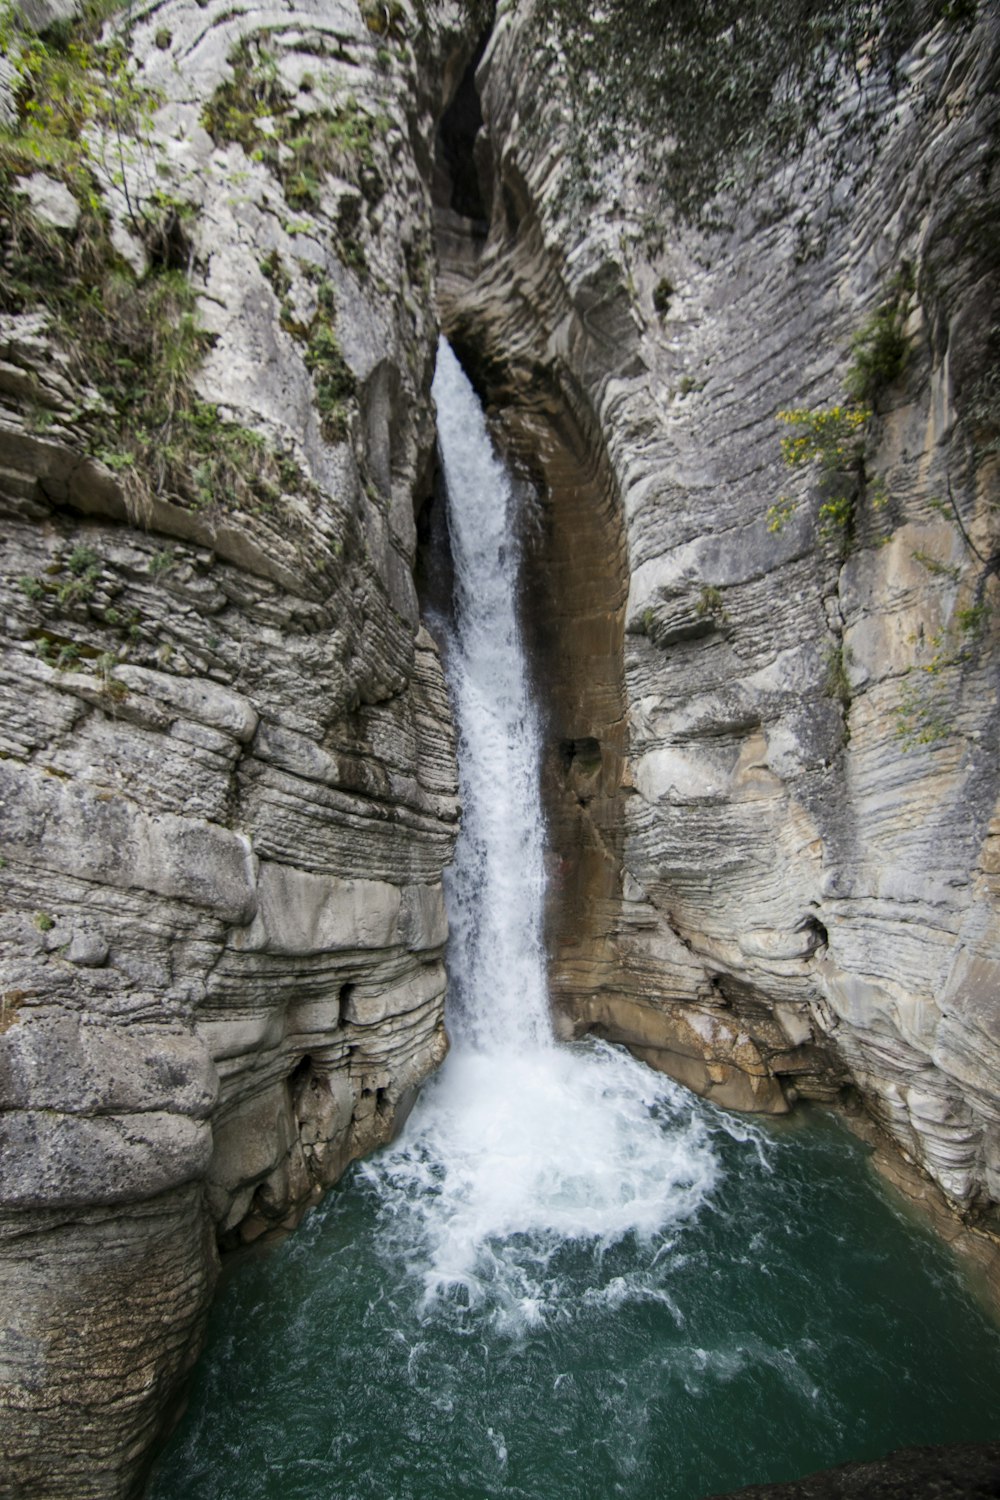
[432,336,550,1052]
[149,343,1000,1500]
[365,340,723,1316]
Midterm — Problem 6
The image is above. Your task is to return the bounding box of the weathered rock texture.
[0,1,479,1493]
[438,1,1000,1250]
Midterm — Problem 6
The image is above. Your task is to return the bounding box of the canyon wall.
[3,0,1000,1492]
[438,0,1000,1249]
[0,0,480,1493]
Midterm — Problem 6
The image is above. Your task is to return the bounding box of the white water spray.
[365,341,730,1320]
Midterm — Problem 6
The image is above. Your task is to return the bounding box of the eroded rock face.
[438,3,1000,1244]
[0,0,480,1492]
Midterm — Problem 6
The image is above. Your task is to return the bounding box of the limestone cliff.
[438,0,1000,1246]
[0,1,480,1493]
[3,0,1000,1491]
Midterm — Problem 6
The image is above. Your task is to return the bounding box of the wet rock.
[0,0,474,1490]
[701,1441,1000,1499]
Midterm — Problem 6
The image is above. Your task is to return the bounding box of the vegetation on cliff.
[0,2,343,522]
[537,0,978,227]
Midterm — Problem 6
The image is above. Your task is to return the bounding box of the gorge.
[1,0,999,1495]
[144,336,1000,1500]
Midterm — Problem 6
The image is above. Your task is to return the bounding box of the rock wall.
[3,0,1000,1489]
[438,0,1000,1247]
[0,1,481,1493]
[703,1440,1000,1500]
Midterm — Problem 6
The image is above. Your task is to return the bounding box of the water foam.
[366,1040,723,1320]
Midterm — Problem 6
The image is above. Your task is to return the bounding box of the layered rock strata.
[0,0,479,1493]
[437,3,1000,1242]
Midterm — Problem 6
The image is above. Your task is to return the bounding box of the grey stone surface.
[701,1441,1000,1499]
[13,174,81,232]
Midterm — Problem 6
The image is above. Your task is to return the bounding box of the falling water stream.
[149,343,1000,1500]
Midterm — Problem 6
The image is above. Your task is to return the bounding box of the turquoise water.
[148,1057,1000,1500]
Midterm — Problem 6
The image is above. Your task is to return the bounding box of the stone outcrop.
[0,0,481,1493]
[437,1,1000,1247]
[702,1440,1000,1499]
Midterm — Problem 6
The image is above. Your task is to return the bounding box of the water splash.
[363,341,729,1321]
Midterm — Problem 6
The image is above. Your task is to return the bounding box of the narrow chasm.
[151,47,1000,1498]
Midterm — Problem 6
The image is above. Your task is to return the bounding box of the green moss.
[844,269,913,406]
[824,644,851,707]
[304,321,356,443]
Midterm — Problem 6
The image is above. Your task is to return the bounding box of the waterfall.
[363,342,723,1318]
[432,338,550,1052]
